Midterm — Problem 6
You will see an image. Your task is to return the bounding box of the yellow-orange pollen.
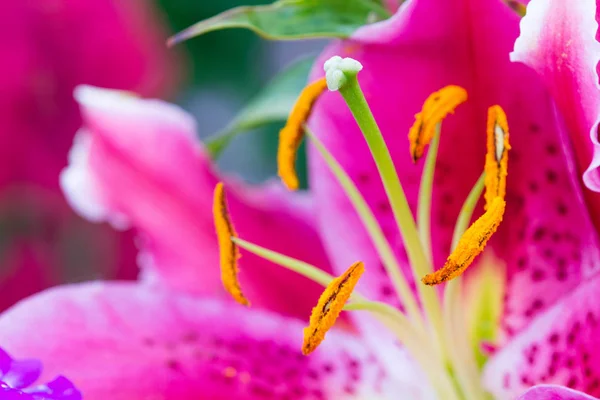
[278,78,328,191]
[302,261,365,355]
[484,105,510,210]
[422,104,510,286]
[422,197,506,285]
[213,182,250,306]
[408,85,468,162]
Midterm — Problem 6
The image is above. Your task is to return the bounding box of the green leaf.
[168,0,390,45]
[205,56,314,158]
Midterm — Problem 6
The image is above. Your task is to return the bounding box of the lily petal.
[307,0,600,336]
[518,385,598,400]
[511,0,600,209]
[60,86,332,319]
[0,282,430,399]
[484,271,600,398]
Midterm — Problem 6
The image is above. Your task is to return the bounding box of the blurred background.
[1,0,324,310]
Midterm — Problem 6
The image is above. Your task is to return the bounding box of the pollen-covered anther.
[422,197,506,286]
[302,261,365,355]
[277,78,328,191]
[213,182,250,306]
[408,85,468,162]
[484,105,511,209]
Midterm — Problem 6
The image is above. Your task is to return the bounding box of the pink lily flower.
[0,0,177,310]
[0,86,415,399]
[306,0,600,397]
[0,0,598,398]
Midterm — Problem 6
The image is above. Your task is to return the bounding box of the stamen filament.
[451,173,486,250]
[344,300,415,336]
[278,77,328,190]
[234,238,414,327]
[417,122,442,263]
[346,300,461,400]
[303,261,365,354]
[232,237,333,287]
[334,71,445,357]
[439,106,510,398]
[306,128,425,330]
[413,86,467,262]
[442,173,487,400]
[464,252,506,369]
[213,182,250,306]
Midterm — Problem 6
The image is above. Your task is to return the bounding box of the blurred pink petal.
[0,0,180,309]
[61,86,333,319]
[0,0,177,188]
[0,282,426,399]
[0,186,138,311]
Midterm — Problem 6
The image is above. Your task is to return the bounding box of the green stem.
[338,75,444,353]
[450,173,486,250]
[417,122,441,263]
[344,300,416,339]
[233,237,333,287]
[235,237,366,302]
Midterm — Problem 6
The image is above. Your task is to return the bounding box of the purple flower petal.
[0,351,79,400]
[26,377,81,400]
[0,385,29,400]
[2,359,42,389]
[0,351,12,377]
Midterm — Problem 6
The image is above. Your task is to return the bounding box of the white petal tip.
[60,131,130,230]
[74,85,139,111]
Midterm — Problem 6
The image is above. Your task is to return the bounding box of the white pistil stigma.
[323,56,363,91]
